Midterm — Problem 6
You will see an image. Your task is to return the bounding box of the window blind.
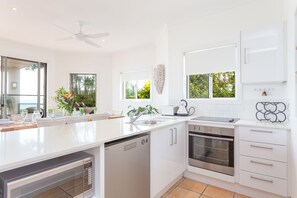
[121,70,151,81]
[185,45,237,75]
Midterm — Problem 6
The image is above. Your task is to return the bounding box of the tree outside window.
[188,71,235,99]
[69,73,96,107]
[123,80,151,99]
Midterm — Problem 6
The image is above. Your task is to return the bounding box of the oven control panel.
[188,124,234,137]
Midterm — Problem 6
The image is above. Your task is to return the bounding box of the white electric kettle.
[176,99,195,116]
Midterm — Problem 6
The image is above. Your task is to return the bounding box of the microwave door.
[7,161,86,198]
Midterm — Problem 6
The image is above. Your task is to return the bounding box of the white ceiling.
[0,0,255,53]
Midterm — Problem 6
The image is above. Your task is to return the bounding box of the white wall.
[167,0,287,120]
[111,44,155,114]
[285,0,297,197]
[54,51,112,112]
[153,25,170,108]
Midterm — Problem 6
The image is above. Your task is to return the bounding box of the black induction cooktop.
[191,116,240,123]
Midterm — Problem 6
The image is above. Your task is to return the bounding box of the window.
[69,73,96,107]
[0,57,47,118]
[188,72,235,99]
[184,45,237,99]
[123,80,151,99]
[121,70,151,100]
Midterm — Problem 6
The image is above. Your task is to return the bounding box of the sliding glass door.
[0,57,47,119]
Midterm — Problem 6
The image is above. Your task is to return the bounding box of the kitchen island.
[0,116,291,198]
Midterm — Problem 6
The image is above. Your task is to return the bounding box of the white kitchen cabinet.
[241,22,286,83]
[151,123,186,198]
[238,126,289,197]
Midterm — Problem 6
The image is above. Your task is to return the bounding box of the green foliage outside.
[189,74,209,98]
[212,72,235,98]
[70,74,96,107]
[125,81,136,99]
[137,80,150,99]
[125,80,150,99]
[189,71,235,98]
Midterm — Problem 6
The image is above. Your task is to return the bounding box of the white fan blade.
[84,33,110,38]
[81,37,101,48]
[56,36,73,41]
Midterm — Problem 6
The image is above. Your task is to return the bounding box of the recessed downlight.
[102,39,105,42]
[12,7,17,11]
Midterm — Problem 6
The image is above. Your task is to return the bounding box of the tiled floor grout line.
[177,182,209,197]
[177,185,201,196]
[163,177,248,198]
[164,177,185,197]
[201,184,208,195]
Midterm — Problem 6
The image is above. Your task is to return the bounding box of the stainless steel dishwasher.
[105,133,150,198]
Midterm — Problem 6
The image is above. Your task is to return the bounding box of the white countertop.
[235,120,291,130]
[0,116,190,172]
[188,119,290,130]
[0,116,290,173]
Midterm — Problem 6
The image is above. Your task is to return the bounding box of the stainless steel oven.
[188,124,234,176]
[0,152,94,198]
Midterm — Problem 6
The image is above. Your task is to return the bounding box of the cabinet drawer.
[239,126,287,145]
[239,171,287,196]
[240,141,287,162]
[239,156,287,179]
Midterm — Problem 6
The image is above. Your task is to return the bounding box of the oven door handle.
[189,133,234,142]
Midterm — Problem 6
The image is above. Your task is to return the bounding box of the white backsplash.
[188,98,290,122]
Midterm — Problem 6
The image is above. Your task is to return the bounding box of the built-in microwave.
[0,152,94,198]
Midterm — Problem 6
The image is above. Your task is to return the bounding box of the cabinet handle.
[250,129,273,133]
[250,176,273,183]
[250,160,273,167]
[244,48,247,64]
[170,129,174,146]
[174,128,177,144]
[250,144,273,150]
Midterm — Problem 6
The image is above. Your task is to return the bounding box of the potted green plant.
[127,105,159,123]
[53,87,78,116]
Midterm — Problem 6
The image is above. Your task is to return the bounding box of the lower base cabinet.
[150,123,186,197]
[239,170,287,197]
[238,126,289,197]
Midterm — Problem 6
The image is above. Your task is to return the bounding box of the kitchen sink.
[130,119,169,126]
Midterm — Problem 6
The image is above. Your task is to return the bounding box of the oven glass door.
[189,132,234,169]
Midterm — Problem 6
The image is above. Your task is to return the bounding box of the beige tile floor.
[162,178,250,198]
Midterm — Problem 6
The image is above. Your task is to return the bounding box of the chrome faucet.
[129,111,147,123]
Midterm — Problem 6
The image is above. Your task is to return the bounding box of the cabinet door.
[171,123,187,177]
[150,124,186,198]
[151,126,174,197]
[241,23,285,83]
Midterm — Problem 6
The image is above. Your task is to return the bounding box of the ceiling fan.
[56,21,110,48]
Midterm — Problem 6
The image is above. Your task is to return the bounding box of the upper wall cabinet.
[241,23,286,84]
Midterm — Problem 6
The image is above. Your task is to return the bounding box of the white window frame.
[183,42,242,104]
[120,70,152,101]
[186,72,236,99]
